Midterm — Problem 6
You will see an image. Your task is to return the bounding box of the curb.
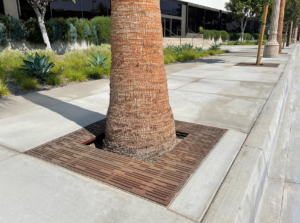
[201,44,299,223]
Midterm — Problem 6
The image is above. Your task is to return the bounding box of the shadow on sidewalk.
[20,92,107,127]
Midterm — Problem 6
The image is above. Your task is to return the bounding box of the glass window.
[50,0,82,18]
[172,19,181,36]
[196,8,205,30]
[0,0,4,14]
[19,0,51,20]
[219,13,227,30]
[172,2,181,17]
[160,0,172,15]
[165,18,171,37]
[82,0,110,19]
[205,10,219,30]
[188,6,196,32]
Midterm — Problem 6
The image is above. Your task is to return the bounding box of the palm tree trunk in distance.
[290,22,293,44]
[105,0,177,162]
[277,0,285,53]
[283,22,288,49]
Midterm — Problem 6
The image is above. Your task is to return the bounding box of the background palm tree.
[277,0,286,53]
[105,0,177,162]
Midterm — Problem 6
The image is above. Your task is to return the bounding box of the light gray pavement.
[0,45,298,223]
[255,45,300,223]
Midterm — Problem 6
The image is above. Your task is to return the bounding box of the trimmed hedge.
[199,29,228,42]
[0,14,110,46]
[91,17,111,43]
[243,33,252,40]
[229,32,241,41]
[220,30,229,41]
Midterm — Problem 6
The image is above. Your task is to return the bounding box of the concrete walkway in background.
[0,45,298,223]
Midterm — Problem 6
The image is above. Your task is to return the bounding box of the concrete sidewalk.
[0,45,298,223]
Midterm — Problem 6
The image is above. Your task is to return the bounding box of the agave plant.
[182,43,193,49]
[194,47,203,53]
[20,53,55,82]
[209,43,221,51]
[172,46,183,55]
[86,51,108,67]
[234,40,240,45]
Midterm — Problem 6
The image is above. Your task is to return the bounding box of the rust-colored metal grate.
[24,119,227,206]
[235,62,280,68]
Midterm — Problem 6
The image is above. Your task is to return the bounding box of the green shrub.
[85,66,107,79]
[46,73,63,85]
[91,17,111,43]
[67,18,92,42]
[220,30,229,41]
[0,22,9,46]
[200,29,211,39]
[0,49,24,70]
[24,19,48,44]
[0,14,12,37]
[62,70,87,82]
[243,33,252,40]
[20,77,38,90]
[0,80,10,97]
[229,32,241,41]
[212,30,221,42]
[11,17,27,41]
[163,48,176,64]
[253,33,260,40]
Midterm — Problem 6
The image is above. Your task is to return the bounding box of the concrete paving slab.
[169,90,265,133]
[285,112,300,184]
[0,94,108,152]
[280,182,300,223]
[0,145,18,162]
[189,64,232,71]
[0,154,193,223]
[255,177,284,223]
[177,79,275,99]
[167,76,198,90]
[201,146,267,223]
[225,66,284,74]
[0,79,110,119]
[169,130,246,222]
[169,69,219,78]
[205,71,281,83]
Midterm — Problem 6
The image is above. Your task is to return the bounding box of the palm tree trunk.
[105,0,177,162]
[283,22,288,49]
[277,0,285,53]
[290,22,293,44]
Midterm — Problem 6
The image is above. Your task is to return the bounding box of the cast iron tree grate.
[24,119,227,206]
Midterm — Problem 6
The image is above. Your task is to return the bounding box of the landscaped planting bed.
[0,44,227,98]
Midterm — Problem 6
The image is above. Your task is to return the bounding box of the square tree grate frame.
[24,119,227,206]
[234,62,280,68]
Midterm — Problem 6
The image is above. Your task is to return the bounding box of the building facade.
[0,0,259,37]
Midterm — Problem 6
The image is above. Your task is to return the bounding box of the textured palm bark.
[277,0,285,53]
[290,22,293,44]
[283,22,288,49]
[105,0,177,161]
